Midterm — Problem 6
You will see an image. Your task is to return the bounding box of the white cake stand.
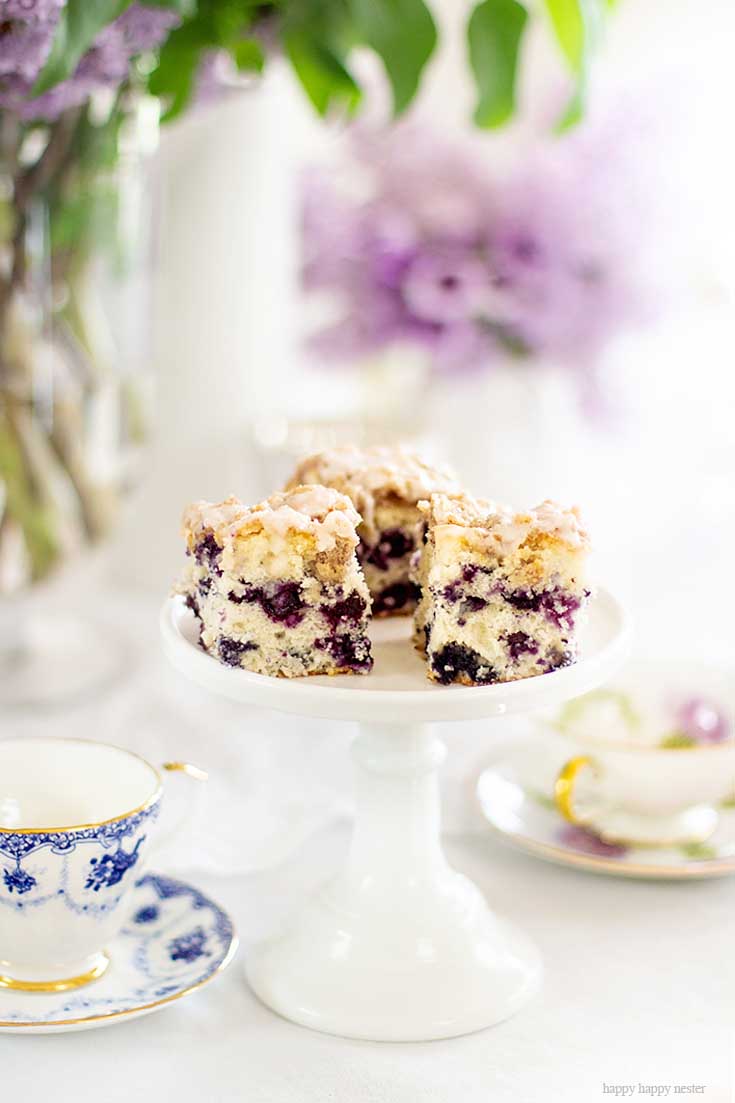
[161,589,630,1041]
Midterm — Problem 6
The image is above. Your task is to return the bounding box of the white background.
[2,0,735,1098]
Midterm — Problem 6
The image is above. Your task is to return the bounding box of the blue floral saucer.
[0,873,238,1033]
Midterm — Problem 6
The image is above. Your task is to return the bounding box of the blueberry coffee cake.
[286,446,460,616]
[178,485,373,677]
[415,493,591,686]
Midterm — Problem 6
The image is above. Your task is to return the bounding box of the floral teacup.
[549,663,735,846]
[0,738,204,992]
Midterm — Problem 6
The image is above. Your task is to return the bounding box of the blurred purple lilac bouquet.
[0,3,179,120]
[302,124,656,383]
[0,0,449,586]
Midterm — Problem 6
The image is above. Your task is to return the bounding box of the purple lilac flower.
[675,697,731,745]
[558,823,628,859]
[0,18,54,80]
[0,3,179,120]
[484,167,643,364]
[363,204,418,289]
[431,321,495,373]
[113,5,179,54]
[356,124,493,243]
[76,40,130,86]
[401,248,492,324]
[301,121,660,380]
[5,75,91,118]
[74,7,178,86]
[0,0,64,23]
[194,49,241,107]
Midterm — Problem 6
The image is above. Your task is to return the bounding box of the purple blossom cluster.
[302,124,654,376]
[675,697,731,745]
[0,1,179,119]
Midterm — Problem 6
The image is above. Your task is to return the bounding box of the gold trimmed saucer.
[476,756,735,881]
[0,872,238,1033]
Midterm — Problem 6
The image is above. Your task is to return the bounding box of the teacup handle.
[554,755,597,827]
[151,761,209,855]
[162,761,208,783]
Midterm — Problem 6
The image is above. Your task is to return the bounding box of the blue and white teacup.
[0,738,205,992]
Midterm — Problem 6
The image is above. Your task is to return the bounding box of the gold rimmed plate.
[476,755,735,881]
[0,872,237,1033]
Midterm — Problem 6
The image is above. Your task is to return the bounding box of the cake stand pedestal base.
[162,589,630,1041]
[246,723,542,1041]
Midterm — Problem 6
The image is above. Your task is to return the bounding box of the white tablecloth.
[2,826,732,1102]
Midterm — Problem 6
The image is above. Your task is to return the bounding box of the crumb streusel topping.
[182,485,361,554]
[287,445,460,540]
[419,492,590,555]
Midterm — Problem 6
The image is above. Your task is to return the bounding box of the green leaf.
[148,5,263,121]
[0,412,61,581]
[148,22,205,121]
[659,731,698,750]
[284,32,361,117]
[232,38,264,73]
[70,107,123,173]
[556,689,641,736]
[545,0,605,130]
[544,0,586,73]
[349,0,437,115]
[529,788,557,811]
[149,51,199,122]
[680,841,717,861]
[211,0,253,45]
[50,188,118,254]
[33,0,134,95]
[467,0,528,129]
[554,75,585,132]
[480,318,531,357]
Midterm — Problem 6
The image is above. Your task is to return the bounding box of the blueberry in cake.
[414,493,591,686]
[286,446,460,617]
[177,485,373,677]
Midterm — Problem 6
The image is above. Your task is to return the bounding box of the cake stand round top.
[161,589,631,724]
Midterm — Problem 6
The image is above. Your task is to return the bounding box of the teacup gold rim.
[0,737,163,835]
[542,719,735,756]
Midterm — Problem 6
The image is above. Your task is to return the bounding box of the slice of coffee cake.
[286,446,460,616]
[415,493,591,685]
[177,485,372,677]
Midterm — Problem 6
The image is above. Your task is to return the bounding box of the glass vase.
[0,93,158,707]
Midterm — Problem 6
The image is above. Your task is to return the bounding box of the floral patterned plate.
[476,754,735,880]
[0,873,238,1033]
